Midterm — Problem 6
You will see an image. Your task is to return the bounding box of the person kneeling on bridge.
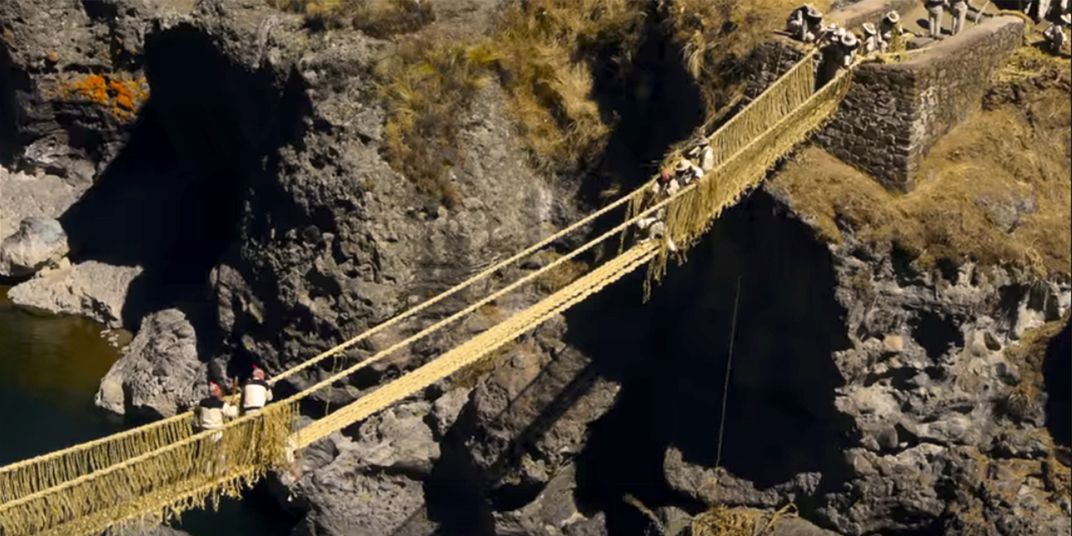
[636,208,678,253]
[1043,14,1071,54]
[674,157,703,186]
[241,364,274,415]
[196,381,239,441]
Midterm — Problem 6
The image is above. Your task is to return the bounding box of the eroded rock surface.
[0,167,86,244]
[0,217,69,277]
[95,308,206,418]
[7,261,142,328]
[287,403,440,536]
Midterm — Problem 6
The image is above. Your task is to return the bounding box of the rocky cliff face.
[2,1,1069,535]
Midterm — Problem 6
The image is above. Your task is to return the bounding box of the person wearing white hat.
[951,0,973,35]
[840,32,860,67]
[879,10,913,51]
[861,22,886,54]
[673,157,703,185]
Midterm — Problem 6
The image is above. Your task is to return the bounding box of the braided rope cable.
[0,170,643,504]
[0,48,852,534]
[294,243,658,447]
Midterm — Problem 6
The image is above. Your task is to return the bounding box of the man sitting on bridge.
[241,365,274,415]
[196,381,239,440]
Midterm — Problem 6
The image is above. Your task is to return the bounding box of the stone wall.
[745,0,918,97]
[816,16,1024,191]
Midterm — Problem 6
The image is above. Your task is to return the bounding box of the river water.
[0,286,294,535]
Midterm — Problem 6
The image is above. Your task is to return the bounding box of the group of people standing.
[787,6,910,83]
[788,1,1071,57]
[923,0,977,39]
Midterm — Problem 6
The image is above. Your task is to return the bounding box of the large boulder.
[0,217,69,277]
[0,167,87,243]
[6,260,142,328]
[95,308,206,418]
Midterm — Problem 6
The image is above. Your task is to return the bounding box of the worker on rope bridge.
[240,364,274,415]
[195,381,239,440]
[786,4,826,43]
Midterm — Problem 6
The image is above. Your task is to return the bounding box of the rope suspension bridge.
[0,48,853,536]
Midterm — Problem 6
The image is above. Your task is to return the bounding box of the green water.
[0,286,294,535]
[0,286,126,462]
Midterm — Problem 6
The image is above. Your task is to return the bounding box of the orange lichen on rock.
[60,74,149,121]
[108,78,148,116]
[66,74,110,106]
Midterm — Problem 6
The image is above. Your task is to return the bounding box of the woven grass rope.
[0,48,852,536]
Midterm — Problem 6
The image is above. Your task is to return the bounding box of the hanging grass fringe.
[691,503,799,536]
[0,48,850,536]
[643,55,852,297]
[0,402,294,536]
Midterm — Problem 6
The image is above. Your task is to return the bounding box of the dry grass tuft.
[769,49,1071,277]
[370,0,645,206]
[661,0,832,115]
[492,0,647,172]
[533,252,589,293]
[691,504,798,536]
[269,0,434,36]
[1003,316,1069,418]
[351,0,434,38]
[269,0,647,206]
[377,39,499,208]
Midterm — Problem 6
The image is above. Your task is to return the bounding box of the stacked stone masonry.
[816,16,1025,191]
[745,0,917,97]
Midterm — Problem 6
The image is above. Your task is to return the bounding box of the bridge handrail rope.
[12,244,662,536]
[0,166,644,505]
[0,192,678,535]
[0,48,856,536]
